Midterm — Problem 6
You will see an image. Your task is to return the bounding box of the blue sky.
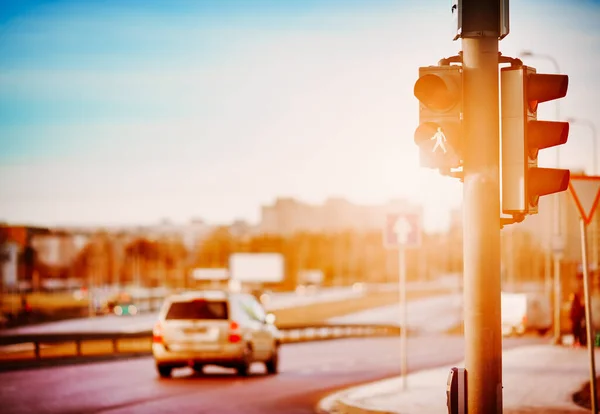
[0,0,599,231]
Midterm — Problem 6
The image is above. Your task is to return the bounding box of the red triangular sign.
[569,175,600,225]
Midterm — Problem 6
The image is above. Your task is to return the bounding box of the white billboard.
[191,268,229,281]
[229,253,285,283]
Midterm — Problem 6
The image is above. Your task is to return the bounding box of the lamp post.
[567,117,599,291]
[519,50,564,344]
[566,118,598,176]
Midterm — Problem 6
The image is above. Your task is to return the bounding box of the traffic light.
[501,65,570,215]
[413,65,463,170]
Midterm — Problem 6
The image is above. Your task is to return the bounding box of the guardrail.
[0,323,401,368]
[277,323,401,344]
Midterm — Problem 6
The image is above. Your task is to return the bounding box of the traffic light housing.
[414,65,463,170]
[501,65,570,215]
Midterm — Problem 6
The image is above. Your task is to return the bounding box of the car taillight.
[153,322,163,343]
[228,320,242,343]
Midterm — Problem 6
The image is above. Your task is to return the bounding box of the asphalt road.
[329,293,463,333]
[0,333,544,414]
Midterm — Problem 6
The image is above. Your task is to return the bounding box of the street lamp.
[519,49,564,344]
[566,117,598,175]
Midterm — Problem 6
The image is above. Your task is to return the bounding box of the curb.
[317,378,399,414]
[335,398,396,414]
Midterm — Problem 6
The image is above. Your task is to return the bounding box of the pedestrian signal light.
[413,65,463,170]
[501,65,570,215]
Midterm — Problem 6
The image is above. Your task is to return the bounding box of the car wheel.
[265,346,279,375]
[236,345,253,377]
[157,365,172,378]
[537,328,550,336]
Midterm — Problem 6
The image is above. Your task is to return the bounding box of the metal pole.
[591,124,598,294]
[569,118,599,291]
[399,244,408,391]
[548,55,564,346]
[88,239,95,318]
[545,246,552,298]
[553,240,562,344]
[552,95,563,344]
[462,35,502,413]
[579,218,598,414]
[549,54,564,345]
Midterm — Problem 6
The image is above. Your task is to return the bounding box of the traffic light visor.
[414,74,460,112]
[528,120,569,159]
[528,167,570,207]
[527,74,568,106]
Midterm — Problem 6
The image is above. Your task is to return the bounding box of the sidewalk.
[319,343,596,414]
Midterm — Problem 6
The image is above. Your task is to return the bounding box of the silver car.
[152,290,280,378]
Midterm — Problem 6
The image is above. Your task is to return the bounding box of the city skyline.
[1,195,437,233]
[1,0,599,233]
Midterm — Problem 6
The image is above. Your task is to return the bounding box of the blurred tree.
[193,227,234,268]
[157,236,188,288]
[123,237,158,287]
[249,234,284,253]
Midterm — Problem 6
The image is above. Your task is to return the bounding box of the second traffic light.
[501,65,570,215]
[414,65,463,170]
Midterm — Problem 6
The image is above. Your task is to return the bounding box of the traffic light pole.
[462,35,503,414]
[398,244,408,391]
[579,218,598,414]
[554,152,562,346]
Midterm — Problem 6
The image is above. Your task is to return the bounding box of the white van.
[501,292,551,336]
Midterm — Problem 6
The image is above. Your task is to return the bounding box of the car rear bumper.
[152,342,245,366]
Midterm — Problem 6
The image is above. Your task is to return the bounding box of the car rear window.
[165,300,228,320]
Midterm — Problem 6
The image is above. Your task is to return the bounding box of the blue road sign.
[383,212,422,249]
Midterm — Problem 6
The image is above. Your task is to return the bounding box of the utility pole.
[460,1,504,412]
[414,1,516,410]
[462,34,502,414]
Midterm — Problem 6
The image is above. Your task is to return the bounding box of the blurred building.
[141,218,216,251]
[259,197,423,236]
[228,219,255,239]
[0,225,50,290]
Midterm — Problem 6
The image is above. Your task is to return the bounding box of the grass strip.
[272,287,451,326]
[2,292,88,312]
